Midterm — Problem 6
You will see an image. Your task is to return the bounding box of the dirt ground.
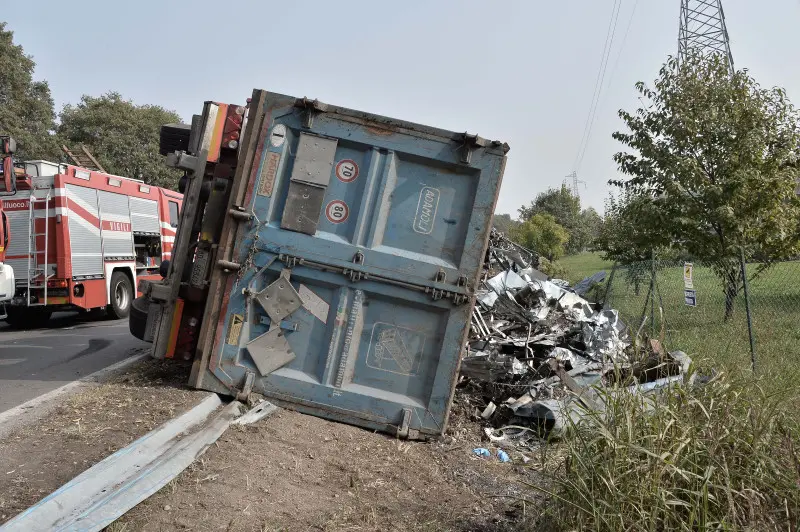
[0,358,206,524]
[114,404,542,532]
[0,360,548,531]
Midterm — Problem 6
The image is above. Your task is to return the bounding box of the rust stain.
[364,125,396,137]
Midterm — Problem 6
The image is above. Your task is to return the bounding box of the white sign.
[325,199,349,224]
[269,124,287,147]
[683,262,694,289]
[335,159,359,183]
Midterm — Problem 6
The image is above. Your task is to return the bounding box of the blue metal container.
[193,91,508,438]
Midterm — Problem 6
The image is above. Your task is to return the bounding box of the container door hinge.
[459,133,488,164]
[235,370,255,402]
[392,408,420,440]
[295,97,329,129]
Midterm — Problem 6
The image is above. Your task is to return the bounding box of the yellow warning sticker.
[226,313,244,345]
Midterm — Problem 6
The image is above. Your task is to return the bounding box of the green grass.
[557,253,800,378]
[531,253,800,531]
[559,252,613,284]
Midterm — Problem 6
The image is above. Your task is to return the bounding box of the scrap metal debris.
[457,232,692,449]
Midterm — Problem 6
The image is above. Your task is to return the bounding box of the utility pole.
[678,0,734,72]
[565,171,586,200]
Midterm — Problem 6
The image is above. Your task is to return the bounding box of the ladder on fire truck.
[27,193,51,306]
[62,145,106,173]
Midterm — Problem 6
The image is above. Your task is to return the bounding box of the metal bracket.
[255,268,304,323]
[228,208,252,222]
[165,151,199,171]
[279,254,302,269]
[295,97,329,129]
[434,269,446,283]
[459,133,488,164]
[236,371,255,402]
[343,251,366,282]
[216,259,241,272]
[393,408,413,439]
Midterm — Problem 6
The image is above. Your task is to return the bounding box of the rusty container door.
[194,91,507,438]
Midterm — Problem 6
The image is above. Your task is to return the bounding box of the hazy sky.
[5,1,800,216]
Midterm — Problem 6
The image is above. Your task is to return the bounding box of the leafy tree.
[518,185,601,253]
[577,207,603,252]
[492,213,518,235]
[0,22,59,160]
[511,213,570,261]
[611,53,800,318]
[58,93,183,189]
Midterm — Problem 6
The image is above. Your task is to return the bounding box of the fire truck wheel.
[4,308,51,329]
[108,272,133,319]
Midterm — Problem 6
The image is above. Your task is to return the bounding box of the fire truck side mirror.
[0,137,17,196]
[0,156,16,196]
[1,137,16,155]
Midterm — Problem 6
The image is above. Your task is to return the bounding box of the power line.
[574,0,623,173]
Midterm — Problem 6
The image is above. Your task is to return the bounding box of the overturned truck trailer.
[131,90,508,439]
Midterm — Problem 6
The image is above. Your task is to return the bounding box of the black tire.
[159,123,191,156]
[129,295,149,341]
[107,272,133,319]
[4,308,51,329]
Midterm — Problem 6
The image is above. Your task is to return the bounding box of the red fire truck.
[0,150,182,328]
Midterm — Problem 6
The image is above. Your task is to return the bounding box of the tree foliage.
[518,185,600,253]
[511,212,570,261]
[0,22,59,160]
[58,93,182,189]
[492,213,518,235]
[609,53,800,316]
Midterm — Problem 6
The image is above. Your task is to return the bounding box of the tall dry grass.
[534,369,800,531]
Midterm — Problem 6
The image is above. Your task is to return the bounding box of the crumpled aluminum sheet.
[557,291,594,322]
[486,270,528,295]
[461,351,527,382]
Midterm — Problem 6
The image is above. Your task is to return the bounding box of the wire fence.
[601,256,800,373]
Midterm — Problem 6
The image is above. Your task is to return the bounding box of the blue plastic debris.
[497,449,510,463]
[472,448,491,457]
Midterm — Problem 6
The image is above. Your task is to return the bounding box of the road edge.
[0,350,150,439]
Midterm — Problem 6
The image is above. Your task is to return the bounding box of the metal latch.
[343,251,366,282]
[459,133,488,164]
[295,97,329,129]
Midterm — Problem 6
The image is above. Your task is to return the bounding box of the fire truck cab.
[0,156,181,328]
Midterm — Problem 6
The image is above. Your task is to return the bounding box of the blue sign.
[684,289,697,307]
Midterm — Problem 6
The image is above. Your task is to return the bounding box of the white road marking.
[0,359,25,366]
[0,345,53,349]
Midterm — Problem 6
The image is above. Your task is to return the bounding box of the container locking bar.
[274,252,472,305]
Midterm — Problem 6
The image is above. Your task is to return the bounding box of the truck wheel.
[129,296,150,341]
[159,123,191,156]
[4,308,51,329]
[4,308,26,329]
[108,272,132,319]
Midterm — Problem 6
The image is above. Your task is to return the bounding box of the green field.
[559,252,613,284]
[561,254,800,377]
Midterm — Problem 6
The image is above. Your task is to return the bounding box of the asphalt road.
[0,312,147,413]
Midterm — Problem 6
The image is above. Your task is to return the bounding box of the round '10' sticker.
[335,159,359,183]
[325,199,349,224]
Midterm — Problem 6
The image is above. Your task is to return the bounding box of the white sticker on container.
[270,124,287,147]
[298,284,330,324]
